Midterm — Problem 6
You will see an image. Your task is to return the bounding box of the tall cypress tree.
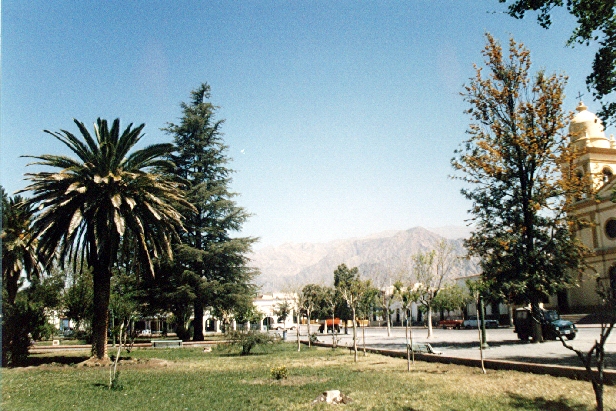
[164,83,257,341]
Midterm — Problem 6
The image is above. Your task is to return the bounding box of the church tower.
[569,101,616,190]
[562,102,616,313]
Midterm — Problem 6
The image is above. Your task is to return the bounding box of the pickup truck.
[514,308,577,341]
[318,318,341,333]
[437,318,463,329]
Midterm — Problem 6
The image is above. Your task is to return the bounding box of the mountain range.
[249,226,479,292]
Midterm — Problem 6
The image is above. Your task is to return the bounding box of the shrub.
[270,365,288,380]
[224,330,276,355]
[2,298,42,366]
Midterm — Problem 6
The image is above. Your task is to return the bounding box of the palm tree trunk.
[92,269,111,359]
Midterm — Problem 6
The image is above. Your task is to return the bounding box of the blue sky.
[1,1,605,248]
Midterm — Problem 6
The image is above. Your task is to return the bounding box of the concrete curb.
[309,341,616,385]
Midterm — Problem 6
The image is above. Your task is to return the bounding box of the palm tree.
[1,188,41,305]
[22,118,191,360]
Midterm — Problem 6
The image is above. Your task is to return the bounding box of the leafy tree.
[334,263,356,334]
[210,280,257,332]
[498,0,616,124]
[334,263,369,362]
[2,291,38,366]
[21,118,190,359]
[28,271,65,340]
[371,265,404,336]
[432,283,472,319]
[1,189,41,305]
[300,283,324,345]
[108,269,140,344]
[400,283,417,370]
[273,300,292,322]
[557,276,616,411]
[63,266,94,339]
[452,34,586,342]
[2,270,64,366]
[411,240,460,338]
[163,83,257,341]
[320,286,339,347]
[357,281,379,356]
[137,258,199,341]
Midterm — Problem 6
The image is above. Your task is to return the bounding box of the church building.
[559,101,616,313]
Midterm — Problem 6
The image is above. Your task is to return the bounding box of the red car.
[438,318,463,329]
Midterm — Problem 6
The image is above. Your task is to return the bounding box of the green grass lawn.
[2,342,614,411]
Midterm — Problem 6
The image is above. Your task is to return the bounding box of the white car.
[463,316,499,329]
[270,320,297,330]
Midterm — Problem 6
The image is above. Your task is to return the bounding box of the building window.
[606,219,616,239]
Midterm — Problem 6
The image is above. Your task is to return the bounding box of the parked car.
[514,308,577,341]
[438,318,463,329]
[463,315,499,329]
[318,318,341,333]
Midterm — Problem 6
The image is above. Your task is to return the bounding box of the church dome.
[569,101,610,148]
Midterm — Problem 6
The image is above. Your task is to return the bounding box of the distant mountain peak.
[251,226,476,292]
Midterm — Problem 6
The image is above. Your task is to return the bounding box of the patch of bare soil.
[77,357,169,368]
[242,376,330,386]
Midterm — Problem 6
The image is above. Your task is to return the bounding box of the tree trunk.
[362,322,366,356]
[410,315,415,365]
[332,308,336,348]
[479,297,488,348]
[352,308,357,362]
[594,380,603,411]
[427,306,433,338]
[193,300,204,341]
[386,307,391,336]
[297,311,301,352]
[406,313,411,372]
[307,309,311,347]
[531,302,543,343]
[92,268,111,359]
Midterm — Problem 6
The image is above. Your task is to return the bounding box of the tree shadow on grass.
[22,354,90,367]
[215,351,273,357]
[506,393,588,411]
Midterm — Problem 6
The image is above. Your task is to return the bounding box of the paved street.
[290,325,616,368]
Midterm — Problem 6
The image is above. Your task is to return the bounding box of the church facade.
[557,102,616,313]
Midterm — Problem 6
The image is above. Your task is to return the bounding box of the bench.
[152,340,183,348]
[409,343,441,355]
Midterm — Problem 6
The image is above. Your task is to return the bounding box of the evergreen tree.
[163,83,257,341]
